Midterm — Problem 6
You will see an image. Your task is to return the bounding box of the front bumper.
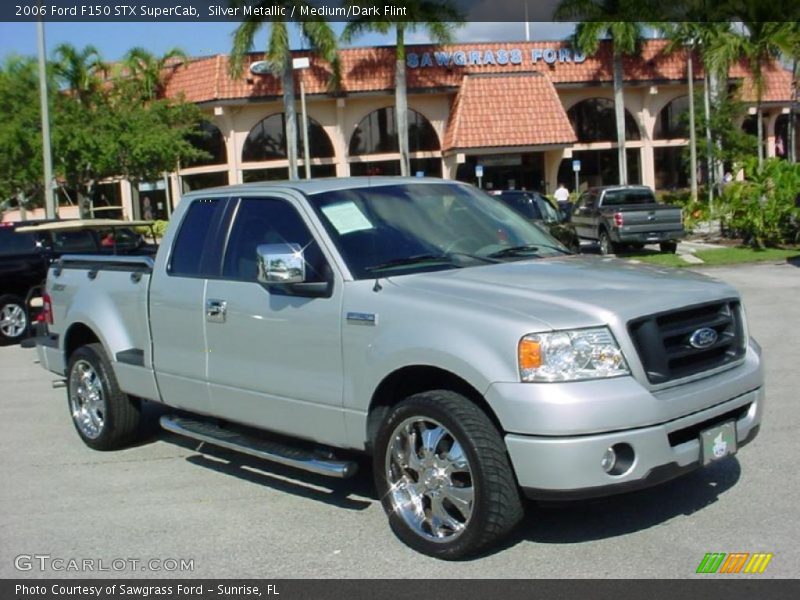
[488,341,764,497]
[507,387,762,499]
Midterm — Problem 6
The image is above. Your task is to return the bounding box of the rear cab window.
[168,198,228,277]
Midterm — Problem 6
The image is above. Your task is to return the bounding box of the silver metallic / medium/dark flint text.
[14,554,194,572]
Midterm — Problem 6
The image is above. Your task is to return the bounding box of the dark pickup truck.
[0,219,155,344]
[571,186,685,255]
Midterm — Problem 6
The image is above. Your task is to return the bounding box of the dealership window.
[242,164,337,182]
[242,113,335,162]
[567,98,641,142]
[181,171,229,193]
[347,107,441,176]
[654,96,690,139]
[349,107,440,155]
[654,147,689,190]
[185,121,228,167]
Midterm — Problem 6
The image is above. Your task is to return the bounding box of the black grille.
[628,300,746,384]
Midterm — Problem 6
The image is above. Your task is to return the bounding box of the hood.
[390,256,738,331]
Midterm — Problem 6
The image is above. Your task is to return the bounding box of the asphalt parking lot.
[1,260,798,579]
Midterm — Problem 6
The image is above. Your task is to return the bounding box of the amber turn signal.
[518,338,542,370]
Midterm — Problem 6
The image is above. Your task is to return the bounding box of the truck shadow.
[500,458,741,551]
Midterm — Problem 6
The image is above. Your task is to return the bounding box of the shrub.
[719,159,800,248]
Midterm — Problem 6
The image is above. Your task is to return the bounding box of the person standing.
[554,183,571,220]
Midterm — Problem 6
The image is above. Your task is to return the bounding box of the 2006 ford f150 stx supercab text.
[33,178,763,559]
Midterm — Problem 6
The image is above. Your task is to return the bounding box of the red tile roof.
[443,72,577,151]
[161,39,794,105]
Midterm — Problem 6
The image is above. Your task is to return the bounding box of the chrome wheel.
[385,417,474,543]
[0,302,27,339]
[69,360,106,439]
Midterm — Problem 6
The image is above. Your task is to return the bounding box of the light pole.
[36,18,56,218]
[292,57,311,180]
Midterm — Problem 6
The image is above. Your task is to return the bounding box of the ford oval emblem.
[689,327,718,349]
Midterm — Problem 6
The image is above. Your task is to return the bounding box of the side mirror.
[256,242,331,298]
[257,243,306,285]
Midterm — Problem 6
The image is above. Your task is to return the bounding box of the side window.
[169,198,227,277]
[222,198,329,283]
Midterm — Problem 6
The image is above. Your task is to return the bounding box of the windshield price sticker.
[320,201,374,235]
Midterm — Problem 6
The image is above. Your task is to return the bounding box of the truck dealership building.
[15,39,800,222]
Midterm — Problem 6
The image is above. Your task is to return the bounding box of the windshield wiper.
[486,243,572,259]
[365,253,463,273]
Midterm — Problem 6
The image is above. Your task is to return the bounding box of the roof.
[15,219,154,233]
[161,39,794,105]
[181,176,470,197]
[443,72,577,152]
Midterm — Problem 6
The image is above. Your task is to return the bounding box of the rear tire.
[67,343,141,450]
[373,390,524,559]
[660,241,678,254]
[0,294,28,345]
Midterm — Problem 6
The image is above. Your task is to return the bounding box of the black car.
[0,219,155,344]
[489,190,581,253]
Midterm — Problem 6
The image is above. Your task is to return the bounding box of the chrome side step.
[160,415,358,479]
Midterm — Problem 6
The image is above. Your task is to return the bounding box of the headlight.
[518,327,629,382]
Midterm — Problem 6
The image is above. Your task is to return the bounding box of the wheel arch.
[63,322,103,362]
[366,365,505,451]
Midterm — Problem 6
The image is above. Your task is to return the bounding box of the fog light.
[601,447,617,473]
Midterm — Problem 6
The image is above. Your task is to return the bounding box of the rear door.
[150,197,230,414]
[203,195,347,445]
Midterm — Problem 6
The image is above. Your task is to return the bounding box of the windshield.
[308,182,568,279]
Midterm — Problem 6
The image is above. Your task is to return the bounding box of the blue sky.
[0,21,576,62]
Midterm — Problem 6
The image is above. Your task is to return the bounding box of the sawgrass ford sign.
[407,47,588,69]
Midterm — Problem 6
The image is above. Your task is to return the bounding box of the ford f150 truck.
[571,185,685,255]
[33,178,763,559]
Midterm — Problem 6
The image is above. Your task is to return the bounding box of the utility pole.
[37,18,56,218]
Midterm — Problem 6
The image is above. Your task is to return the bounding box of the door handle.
[206,299,227,323]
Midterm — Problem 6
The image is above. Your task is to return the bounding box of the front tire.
[0,294,28,345]
[67,343,141,450]
[374,391,523,559]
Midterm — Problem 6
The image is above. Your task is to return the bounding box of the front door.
[204,195,347,446]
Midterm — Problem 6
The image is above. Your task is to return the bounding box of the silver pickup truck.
[34,178,763,559]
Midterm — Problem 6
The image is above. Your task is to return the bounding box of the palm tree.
[343,0,461,176]
[555,1,649,185]
[229,2,339,181]
[52,43,107,105]
[121,47,188,102]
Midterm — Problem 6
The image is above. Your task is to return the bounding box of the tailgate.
[615,206,683,234]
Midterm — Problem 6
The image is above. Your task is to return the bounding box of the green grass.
[624,246,800,268]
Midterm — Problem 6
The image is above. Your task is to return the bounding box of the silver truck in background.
[33,178,763,559]
[571,185,685,255]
